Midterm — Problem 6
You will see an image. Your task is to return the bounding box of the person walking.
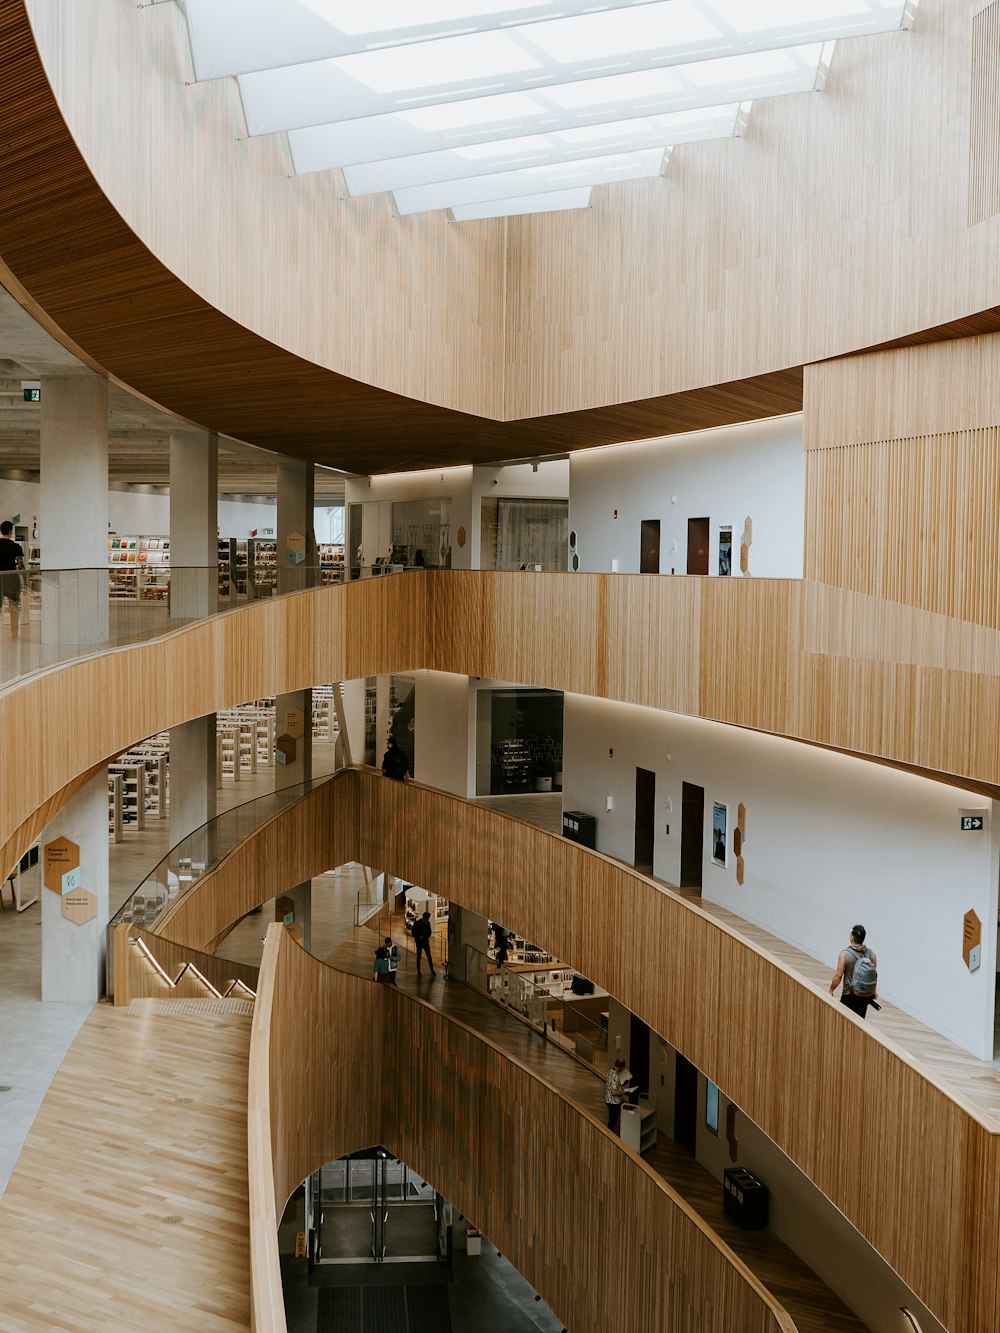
[829,923,879,1019]
[605,1057,633,1134]
[0,520,25,640]
[412,910,436,978]
[381,736,411,781]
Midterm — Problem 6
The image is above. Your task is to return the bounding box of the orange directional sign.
[62,887,98,926]
[44,837,80,895]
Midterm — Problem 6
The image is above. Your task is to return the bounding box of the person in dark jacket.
[381,736,410,781]
[412,910,436,978]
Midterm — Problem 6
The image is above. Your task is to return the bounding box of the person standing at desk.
[605,1057,634,1134]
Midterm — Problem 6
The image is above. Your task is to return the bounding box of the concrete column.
[170,430,218,620]
[169,714,217,858]
[276,460,316,594]
[41,771,109,1002]
[447,905,489,988]
[39,373,109,645]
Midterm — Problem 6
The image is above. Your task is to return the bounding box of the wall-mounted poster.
[712,802,727,866]
[718,527,732,576]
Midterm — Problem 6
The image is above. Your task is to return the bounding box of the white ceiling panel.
[287,48,822,169]
[342,104,741,195]
[235,0,910,135]
[450,186,593,219]
[182,1,667,80]
[391,145,667,214]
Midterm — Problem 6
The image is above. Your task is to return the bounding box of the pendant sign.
[960,815,984,831]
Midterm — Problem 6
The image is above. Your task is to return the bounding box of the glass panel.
[450,186,592,218]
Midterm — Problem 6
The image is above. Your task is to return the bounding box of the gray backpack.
[850,946,877,997]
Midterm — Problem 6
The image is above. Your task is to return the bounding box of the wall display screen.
[718,527,732,576]
[712,802,727,866]
[705,1080,720,1135]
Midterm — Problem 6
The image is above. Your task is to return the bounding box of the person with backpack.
[829,923,880,1019]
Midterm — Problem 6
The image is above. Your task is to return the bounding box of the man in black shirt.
[411,910,436,978]
[0,520,25,640]
[381,736,410,781]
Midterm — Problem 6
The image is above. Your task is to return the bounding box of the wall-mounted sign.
[456,526,466,548]
[275,733,297,766]
[960,815,985,831]
[61,866,82,896]
[284,706,305,738]
[963,909,982,972]
[21,383,40,403]
[61,887,97,926]
[286,532,306,564]
[44,836,80,895]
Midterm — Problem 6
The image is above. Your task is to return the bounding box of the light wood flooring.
[329,928,870,1333]
[0,1001,252,1333]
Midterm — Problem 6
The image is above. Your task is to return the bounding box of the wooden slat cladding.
[185,776,998,1333]
[251,926,793,1333]
[805,429,1000,626]
[5,571,1000,883]
[803,337,1000,628]
[970,2,1000,225]
[113,923,260,1006]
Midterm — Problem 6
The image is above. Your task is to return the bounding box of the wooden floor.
[0,1001,252,1333]
[330,929,870,1333]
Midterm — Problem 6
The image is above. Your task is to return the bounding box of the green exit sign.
[23,388,40,403]
[960,815,984,831]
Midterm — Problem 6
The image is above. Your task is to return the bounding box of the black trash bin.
[723,1167,769,1229]
[562,810,597,849]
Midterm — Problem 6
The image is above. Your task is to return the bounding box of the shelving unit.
[319,543,345,584]
[108,773,123,844]
[311,684,342,743]
[137,537,170,602]
[248,538,276,594]
[404,889,448,935]
[621,1096,658,1157]
[108,762,145,829]
[108,535,139,599]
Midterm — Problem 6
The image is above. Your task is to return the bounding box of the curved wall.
[252,925,793,1333]
[164,771,1000,1333]
[12,0,1000,434]
[5,570,1000,878]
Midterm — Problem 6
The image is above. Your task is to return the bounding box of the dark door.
[680,782,704,893]
[630,1015,650,1096]
[634,767,656,873]
[686,516,710,575]
[674,1053,698,1152]
[640,519,661,574]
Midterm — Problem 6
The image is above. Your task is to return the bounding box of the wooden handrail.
[163,769,1000,1333]
[249,923,796,1333]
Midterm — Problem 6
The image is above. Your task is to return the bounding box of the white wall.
[569,416,804,576]
[694,1074,945,1333]
[471,460,569,569]
[562,693,999,1058]
[413,671,475,797]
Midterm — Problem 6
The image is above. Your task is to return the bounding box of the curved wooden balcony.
[4,570,1000,881]
[153,769,1000,1333]
[249,922,797,1333]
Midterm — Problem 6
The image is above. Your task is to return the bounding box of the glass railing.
[0,563,350,694]
[464,942,609,1076]
[107,771,339,951]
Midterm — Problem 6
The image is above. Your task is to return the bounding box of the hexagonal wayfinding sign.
[284,706,305,739]
[44,836,80,895]
[286,532,306,565]
[275,733,297,766]
[61,887,97,926]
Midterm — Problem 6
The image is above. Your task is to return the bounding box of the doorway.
[634,767,656,874]
[640,519,661,574]
[686,516,710,575]
[673,1053,698,1153]
[630,1015,651,1097]
[680,782,704,893]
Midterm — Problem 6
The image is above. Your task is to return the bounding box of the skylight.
[171,0,916,219]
